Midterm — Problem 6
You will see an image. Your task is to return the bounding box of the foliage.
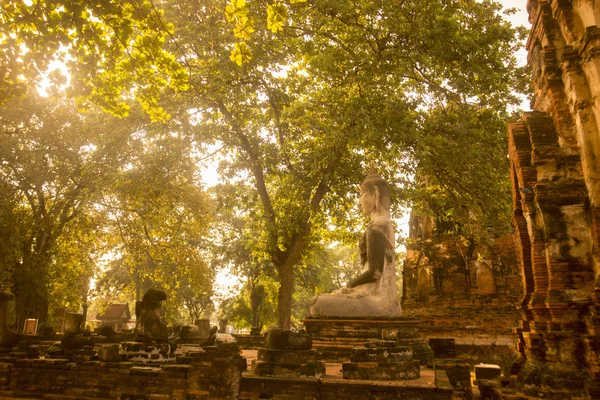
[93,127,214,325]
[0,92,215,327]
[0,92,130,324]
[0,0,188,120]
[160,0,526,327]
[409,105,515,240]
[208,182,274,329]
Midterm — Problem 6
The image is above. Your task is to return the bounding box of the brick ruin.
[403,215,524,337]
[6,0,600,398]
[402,214,524,373]
[403,1,600,396]
[507,0,600,396]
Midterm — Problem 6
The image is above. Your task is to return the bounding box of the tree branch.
[215,100,276,230]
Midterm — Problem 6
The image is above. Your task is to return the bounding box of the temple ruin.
[3,0,600,399]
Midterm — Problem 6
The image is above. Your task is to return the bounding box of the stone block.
[397,338,434,367]
[434,370,454,393]
[342,359,420,380]
[215,333,236,343]
[63,313,83,334]
[350,346,412,363]
[264,327,312,350]
[250,327,262,335]
[428,338,456,358]
[194,319,211,331]
[363,340,396,348]
[435,359,471,388]
[252,360,325,378]
[232,334,264,349]
[475,363,501,380]
[253,346,325,378]
[257,348,319,364]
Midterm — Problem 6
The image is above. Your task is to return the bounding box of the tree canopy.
[0,0,189,120]
[0,0,528,329]
[158,0,526,327]
[0,93,215,327]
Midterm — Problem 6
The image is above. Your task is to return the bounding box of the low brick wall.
[0,343,243,400]
[454,342,518,376]
[402,297,521,339]
[8,359,192,399]
[428,336,517,376]
[240,375,454,400]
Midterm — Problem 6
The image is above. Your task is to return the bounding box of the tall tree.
[94,127,214,324]
[158,0,526,328]
[0,92,133,325]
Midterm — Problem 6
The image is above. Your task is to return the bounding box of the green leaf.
[266,3,287,33]
[229,42,252,66]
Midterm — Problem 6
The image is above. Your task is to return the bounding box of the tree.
[157,0,526,328]
[94,127,214,325]
[408,105,516,241]
[208,183,273,331]
[0,0,188,120]
[0,91,215,327]
[0,92,133,325]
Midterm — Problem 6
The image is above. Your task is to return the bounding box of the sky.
[501,0,530,27]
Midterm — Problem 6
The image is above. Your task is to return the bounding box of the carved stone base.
[303,316,432,364]
[252,348,325,378]
[342,360,421,380]
[342,341,420,380]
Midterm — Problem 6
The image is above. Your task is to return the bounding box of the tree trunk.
[250,282,261,329]
[81,280,90,330]
[13,255,50,329]
[135,269,141,302]
[276,262,294,329]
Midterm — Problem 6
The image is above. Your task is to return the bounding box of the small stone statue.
[309,170,402,317]
[135,288,168,341]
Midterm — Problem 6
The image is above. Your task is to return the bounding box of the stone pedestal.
[193,319,211,339]
[63,313,84,334]
[219,319,228,333]
[252,328,325,378]
[475,363,501,381]
[253,348,325,378]
[303,316,432,364]
[342,340,420,380]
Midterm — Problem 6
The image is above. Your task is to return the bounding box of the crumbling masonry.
[509,0,600,395]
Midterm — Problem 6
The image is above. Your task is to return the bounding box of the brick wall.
[0,342,243,400]
[506,0,600,395]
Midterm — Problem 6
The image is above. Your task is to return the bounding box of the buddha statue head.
[359,169,390,216]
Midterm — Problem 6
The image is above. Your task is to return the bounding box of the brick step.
[0,390,42,399]
[0,390,112,400]
[0,397,40,400]
[43,395,111,400]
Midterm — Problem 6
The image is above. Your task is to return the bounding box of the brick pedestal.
[252,348,325,378]
[342,340,420,380]
[303,316,431,363]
